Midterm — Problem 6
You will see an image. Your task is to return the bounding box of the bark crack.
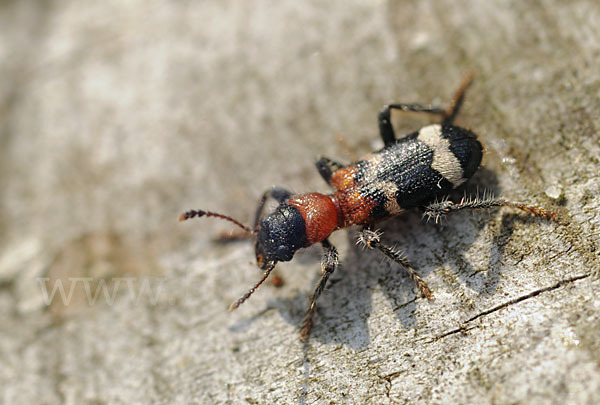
[464,273,588,323]
[425,273,589,343]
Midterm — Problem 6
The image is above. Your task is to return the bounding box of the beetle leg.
[378,103,446,146]
[315,157,345,186]
[357,228,432,299]
[442,70,473,125]
[253,187,293,228]
[423,193,559,224]
[300,239,339,340]
[379,71,474,145]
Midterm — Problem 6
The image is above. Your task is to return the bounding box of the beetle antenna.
[178,209,256,234]
[229,262,276,311]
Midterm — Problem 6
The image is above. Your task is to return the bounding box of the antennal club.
[178,209,255,234]
[229,262,276,311]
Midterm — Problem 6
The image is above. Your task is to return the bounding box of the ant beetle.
[179,72,557,339]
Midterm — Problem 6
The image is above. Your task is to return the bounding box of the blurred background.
[1,1,599,403]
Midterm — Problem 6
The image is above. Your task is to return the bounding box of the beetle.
[179,73,556,339]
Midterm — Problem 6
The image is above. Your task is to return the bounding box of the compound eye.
[256,252,265,268]
[276,245,292,261]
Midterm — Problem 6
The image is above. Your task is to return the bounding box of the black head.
[255,203,308,268]
[178,200,309,312]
